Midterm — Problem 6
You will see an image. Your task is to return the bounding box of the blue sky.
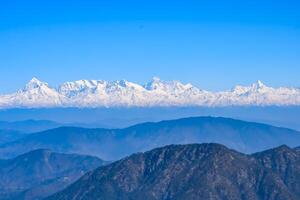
[0,0,300,93]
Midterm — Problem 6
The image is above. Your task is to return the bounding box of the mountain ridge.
[1,77,300,108]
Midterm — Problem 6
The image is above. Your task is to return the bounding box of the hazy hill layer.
[0,117,299,161]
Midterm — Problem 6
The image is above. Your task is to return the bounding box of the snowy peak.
[29,77,43,84]
[23,77,49,91]
[20,78,57,96]
[250,80,268,91]
[6,78,63,108]
[114,80,145,91]
[0,77,299,108]
[144,77,165,90]
[231,80,269,94]
[255,80,265,88]
[58,80,101,96]
[144,77,195,92]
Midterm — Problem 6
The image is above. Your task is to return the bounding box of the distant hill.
[47,143,300,200]
[0,120,62,133]
[0,119,106,133]
[1,106,300,131]
[0,117,299,160]
[0,149,106,200]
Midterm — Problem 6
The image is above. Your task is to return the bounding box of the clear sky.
[0,0,300,93]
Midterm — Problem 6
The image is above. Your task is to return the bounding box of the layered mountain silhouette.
[0,117,299,160]
[0,149,106,200]
[47,143,300,200]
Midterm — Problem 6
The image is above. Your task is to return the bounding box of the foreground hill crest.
[47,143,300,200]
[1,77,300,108]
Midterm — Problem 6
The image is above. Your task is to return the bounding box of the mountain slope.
[0,149,106,200]
[1,77,300,108]
[46,143,300,200]
[0,117,299,160]
[253,145,300,198]
[0,130,24,145]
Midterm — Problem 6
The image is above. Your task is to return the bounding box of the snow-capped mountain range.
[0,77,300,108]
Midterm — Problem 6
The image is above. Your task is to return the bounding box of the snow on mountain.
[0,77,299,108]
[215,80,300,106]
[0,78,64,108]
